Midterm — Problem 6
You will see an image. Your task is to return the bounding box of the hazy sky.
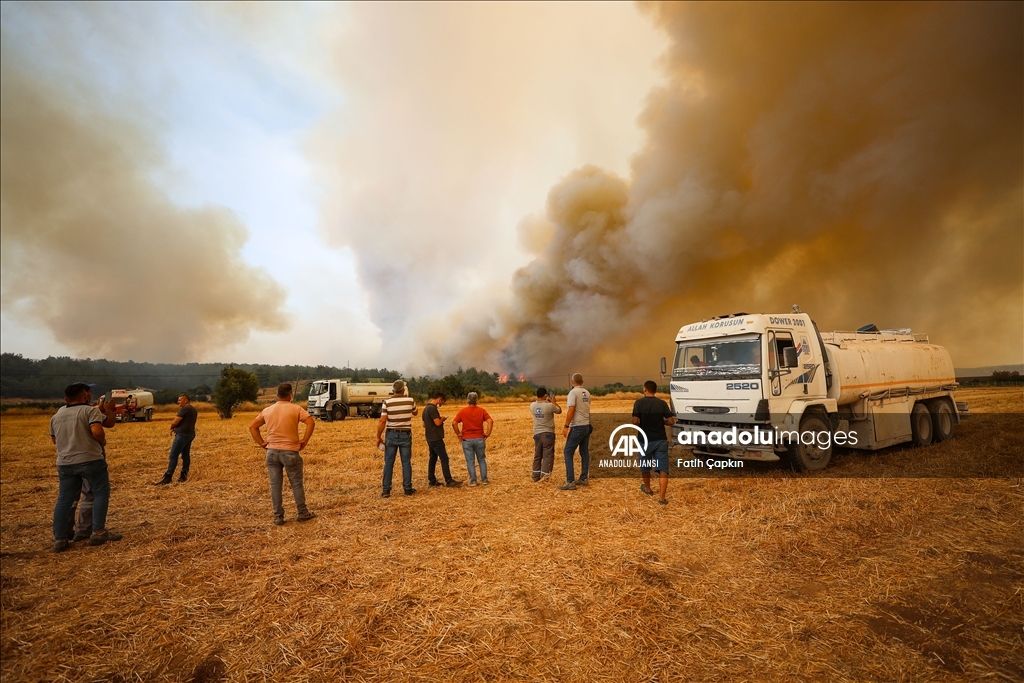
[2,2,1021,377]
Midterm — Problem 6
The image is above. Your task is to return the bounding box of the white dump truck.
[661,309,964,471]
[306,379,398,421]
[108,389,155,422]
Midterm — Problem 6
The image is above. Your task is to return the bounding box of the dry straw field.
[1,388,1021,682]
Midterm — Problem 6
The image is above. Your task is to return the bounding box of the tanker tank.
[821,332,957,406]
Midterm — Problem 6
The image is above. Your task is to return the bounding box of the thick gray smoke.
[450,2,1023,377]
[0,60,288,361]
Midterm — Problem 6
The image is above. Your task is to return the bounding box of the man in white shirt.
[558,374,592,491]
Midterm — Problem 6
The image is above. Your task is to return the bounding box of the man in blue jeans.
[154,393,198,485]
[376,380,418,497]
[559,374,592,491]
[249,383,317,525]
[50,382,122,551]
[452,392,493,486]
[633,380,676,505]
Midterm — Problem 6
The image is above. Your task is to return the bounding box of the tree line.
[1,354,665,417]
[0,353,399,401]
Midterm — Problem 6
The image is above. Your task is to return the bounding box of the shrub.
[213,366,260,419]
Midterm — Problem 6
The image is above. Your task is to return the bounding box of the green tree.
[426,375,468,402]
[213,365,259,418]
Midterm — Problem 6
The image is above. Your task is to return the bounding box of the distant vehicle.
[108,389,154,422]
[306,380,399,421]
[663,309,964,471]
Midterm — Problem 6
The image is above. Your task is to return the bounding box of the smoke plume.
[0,60,288,362]
[451,1,1023,377]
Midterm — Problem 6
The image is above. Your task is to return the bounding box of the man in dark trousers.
[50,382,122,551]
[154,393,198,485]
[530,387,561,482]
[632,380,676,505]
[422,392,462,488]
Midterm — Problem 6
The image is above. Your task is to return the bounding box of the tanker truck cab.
[669,312,836,469]
[666,311,962,472]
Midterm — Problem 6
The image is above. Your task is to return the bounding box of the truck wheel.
[911,403,933,447]
[787,413,833,472]
[331,405,346,421]
[928,401,954,442]
[145,409,153,422]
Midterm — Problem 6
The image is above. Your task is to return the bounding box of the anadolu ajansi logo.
[608,424,648,458]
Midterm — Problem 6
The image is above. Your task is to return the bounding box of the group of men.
[49,383,204,551]
[375,380,494,496]
[528,374,674,503]
[49,375,675,549]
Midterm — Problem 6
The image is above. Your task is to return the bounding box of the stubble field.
[1,388,1021,682]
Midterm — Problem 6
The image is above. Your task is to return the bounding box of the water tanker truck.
[108,389,154,422]
[662,308,964,471]
[306,379,399,421]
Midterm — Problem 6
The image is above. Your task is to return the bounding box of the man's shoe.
[152,476,172,486]
[558,482,577,491]
[480,480,490,486]
[88,530,123,546]
[53,538,70,553]
[640,484,654,496]
[537,472,551,483]
[445,479,463,487]
[273,517,285,526]
[468,481,478,487]
[428,481,443,487]
[72,530,91,542]
[297,511,317,522]
[178,475,188,483]
[382,491,391,498]
[404,488,417,496]
[576,478,589,487]
[658,499,668,506]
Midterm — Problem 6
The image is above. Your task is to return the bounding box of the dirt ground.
[1,388,1021,682]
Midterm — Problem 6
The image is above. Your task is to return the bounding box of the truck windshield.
[309,382,326,396]
[673,334,762,381]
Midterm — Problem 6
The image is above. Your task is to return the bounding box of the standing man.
[50,382,122,551]
[452,392,493,486]
[530,387,561,482]
[558,374,592,491]
[633,380,676,505]
[154,393,198,485]
[423,392,462,488]
[249,383,317,526]
[376,380,418,497]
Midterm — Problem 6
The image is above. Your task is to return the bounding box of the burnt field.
[1,388,1021,682]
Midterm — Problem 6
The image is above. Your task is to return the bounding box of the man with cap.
[50,382,122,551]
[376,379,418,497]
[452,392,494,486]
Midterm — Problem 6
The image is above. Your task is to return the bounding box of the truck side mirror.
[783,347,798,368]
[660,357,667,376]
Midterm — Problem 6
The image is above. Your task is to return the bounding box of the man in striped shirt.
[376,380,418,497]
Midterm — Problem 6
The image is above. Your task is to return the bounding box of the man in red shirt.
[452,392,493,486]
